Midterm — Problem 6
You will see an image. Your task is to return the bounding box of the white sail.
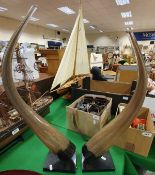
[51,9,90,90]
[75,10,90,75]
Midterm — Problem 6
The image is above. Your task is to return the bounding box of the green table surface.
[0,97,155,175]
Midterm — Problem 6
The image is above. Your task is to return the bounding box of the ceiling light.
[62,29,69,32]
[89,25,95,30]
[121,11,132,18]
[29,17,39,21]
[99,30,103,33]
[126,27,133,30]
[83,18,89,23]
[124,21,133,25]
[57,6,75,15]
[22,16,39,21]
[0,6,8,12]
[46,24,59,27]
[115,0,130,6]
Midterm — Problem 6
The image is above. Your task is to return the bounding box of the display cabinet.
[39,49,64,75]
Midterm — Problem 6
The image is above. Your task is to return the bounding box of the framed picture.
[107,46,115,53]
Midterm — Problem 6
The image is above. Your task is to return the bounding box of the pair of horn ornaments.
[2,5,147,173]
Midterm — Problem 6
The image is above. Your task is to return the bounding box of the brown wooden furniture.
[39,49,64,75]
[0,73,53,149]
[116,70,138,83]
[0,126,28,149]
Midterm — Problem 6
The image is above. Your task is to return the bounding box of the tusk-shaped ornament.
[2,5,75,159]
[83,32,147,157]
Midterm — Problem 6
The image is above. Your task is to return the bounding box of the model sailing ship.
[51,8,90,94]
[0,45,52,137]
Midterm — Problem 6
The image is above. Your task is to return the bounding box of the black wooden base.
[82,151,115,172]
[43,152,76,173]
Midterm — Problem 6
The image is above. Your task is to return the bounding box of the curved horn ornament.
[84,32,147,157]
[2,5,74,158]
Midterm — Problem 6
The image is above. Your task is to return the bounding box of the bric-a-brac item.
[2,5,76,173]
[82,32,147,172]
[51,6,90,94]
[1,3,147,173]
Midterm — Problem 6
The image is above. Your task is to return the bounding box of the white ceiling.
[0,0,155,33]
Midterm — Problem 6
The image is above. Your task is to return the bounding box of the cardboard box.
[114,105,154,157]
[66,94,112,137]
[143,97,155,122]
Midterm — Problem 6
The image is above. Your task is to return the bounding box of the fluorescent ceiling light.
[22,16,39,21]
[62,29,69,32]
[46,23,59,27]
[124,21,133,25]
[57,6,75,15]
[115,0,130,6]
[126,27,133,30]
[99,30,103,32]
[0,6,8,12]
[89,25,95,30]
[121,11,132,18]
[29,17,39,21]
[83,18,89,23]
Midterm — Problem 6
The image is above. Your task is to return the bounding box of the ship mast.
[15,46,33,106]
[73,0,82,76]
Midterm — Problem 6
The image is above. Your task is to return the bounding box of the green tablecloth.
[0,98,155,175]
